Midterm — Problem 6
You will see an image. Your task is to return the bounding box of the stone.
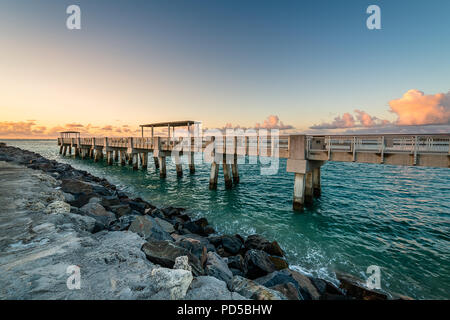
[205,251,233,284]
[173,256,191,271]
[62,192,75,203]
[150,267,193,300]
[61,179,93,195]
[270,282,300,300]
[268,256,289,270]
[129,215,172,241]
[109,204,132,217]
[154,217,175,234]
[141,240,203,276]
[44,201,71,214]
[100,195,120,207]
[227,255,244,272]
[222,235,242,255]
[176,237,208,266]
[194,217,208,228]
[337,273,387,300]
[244,234,284,257]
[185,276,247,300]
[244,249,277,279]
[62,212,97,233]
[265,241,284,257]
[68,193,94,208]
[183,221,205,236]
[108,214,138,231]
[229,276,287,300]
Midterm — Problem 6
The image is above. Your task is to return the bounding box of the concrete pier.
[58,128,450,212]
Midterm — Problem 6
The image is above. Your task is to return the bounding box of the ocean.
[2,139,449,299]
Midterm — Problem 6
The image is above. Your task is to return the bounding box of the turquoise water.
[2,139,449,299]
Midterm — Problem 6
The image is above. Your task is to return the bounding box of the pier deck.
[58,132,450,211]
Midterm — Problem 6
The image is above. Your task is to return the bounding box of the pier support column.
[107,151,113,165]
[313,167,321,197]
[132,153,138,170]
[293,173,306,211]
[223,163,232,189]
[231,154,239,184]
[175,163,183,178]
[68,146,72,155]
[74,147,79,157]
[63,146,67,156]
[59,146,63,154]
[305,172,314,204]
[209,161,219,190]
[189,152,195,174]
[114,150,119,162]
[120,151,126,166]
[153,157,160,169]
[159,156,166,178]
[94,149,100,162]
[128,153,133,165]
[141,152,148,170]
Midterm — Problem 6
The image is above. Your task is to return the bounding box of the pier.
[58,124,450,211]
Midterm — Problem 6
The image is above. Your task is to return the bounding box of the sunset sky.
[1,0,449,138]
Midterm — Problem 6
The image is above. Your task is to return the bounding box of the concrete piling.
[313,167,321,197]
[209,161,219,190]
[159,156,166,178]
[293,173,306,211]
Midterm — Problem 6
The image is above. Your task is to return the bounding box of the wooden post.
[59,145,63,154]
[114,150,119,162]
[154,156,160,169]
[94,149,99,162]
[132,153,138,170]
[128,153,133,165]
[223,162,232,189]
[313,167,321,197]
[63,146,67,156]
[159,156,166,178]
[142,152,148,170]
[120,150,126,166]
[189,152,195,174]
[107,151,113,165]
[305,171,314,204]
[231,154,239,184]
[293,173,306,211]
[209,161,219,190]
[68,146,72,155]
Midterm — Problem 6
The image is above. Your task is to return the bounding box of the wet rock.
[62,192,75,203]
[183,221,205,236]
[109,204,132,217]
[128,200,147,214]
[222,235,243,255]
[194,217,209,228]
[229,276,287,300]
[185,276,247,300]
[268,256,289,270]
[204,225,215,235]
[61,179,93,195]
[44,201,71,214]
[227,255,244,272]
[100,195,120,207]
[141,240,203,276]
[337,273,387,300]
[270,282,300,300]
[129,216,172,241]
[108,214,138,231]
[173,256,191,271]
[244,234,284,257]
[244,249,277,279]
[68,193,94,208]
[309,277,344,299]
[205,251,233,284]
[176,237,208,266]
[265,241,285,257]
[154,217,175,234]
[149,267,193,300]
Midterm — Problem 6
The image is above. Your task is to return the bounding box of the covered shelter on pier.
[139,120,201,138]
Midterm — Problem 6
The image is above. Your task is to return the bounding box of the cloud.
[310,112,356,129]
[255,115,293,130]
[389,89,450,126]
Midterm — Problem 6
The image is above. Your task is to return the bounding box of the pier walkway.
[58,124,450,211]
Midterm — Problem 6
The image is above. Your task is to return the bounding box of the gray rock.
[229,276,287,300]
[173,255,191,271]
[244,249,277,279]
[155,217,175,234]
[44,201,71,214]
[129,215,172,241]
[62,192,75,203]
[186,276,247,300]
[222,235,242,255]
[61,179,93,194]
[149,267,193,300]
[176,237,208,266]
[109,204,132,217]
[205,251,233,284]
[141,240,203,276]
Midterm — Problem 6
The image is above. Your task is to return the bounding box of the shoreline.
[0,142,397,300]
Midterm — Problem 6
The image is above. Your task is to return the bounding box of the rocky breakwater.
[0,142,394,300]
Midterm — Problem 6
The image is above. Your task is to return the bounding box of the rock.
[62,192,75,203]
[244,249,277,279]
[270,282,300,300]
[337,273,387,300]
[44,201,71,214]
[183,221,205,236]
[68,193,94,208]
[194,217,208,228]
[205,251,233,284]
[141,240,203,276]
[173,256,192,271]
[129,216,172,241]
[185,276,247,300]
[79,202,116,230]
[61,179,93,195]
[227,255,244,272]
[309,277,344,299]
[222,235,243,255]
[176,237,208,266]
[100,195,120,207]
[62,212,97,233]
[109,204,132,217]
[150,267,193,300]
[154,217,175,234]
[128,200,148,214]
[229,276,287,300]
[265,241,284,257]
[244,234,284,257]
[268,256,289,270]
[204,225,215,235]
[108,214,138,231]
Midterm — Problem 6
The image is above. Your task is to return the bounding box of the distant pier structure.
[58,123,450,211]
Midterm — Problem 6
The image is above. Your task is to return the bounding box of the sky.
[0,0,449,138]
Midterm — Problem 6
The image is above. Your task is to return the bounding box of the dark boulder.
[141,240,203,276]
[100,195,120,207]
[61,179,93,195]
[176,237,208,266]
[268,256,289,270]
[243,249,277,279]
[108,204,132,217]
[337,273,387,300]
[129,215,173,241]
[270,282,300,300]
[244,234,285,257]
[222,235,243,255]
[227,255,244,272]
